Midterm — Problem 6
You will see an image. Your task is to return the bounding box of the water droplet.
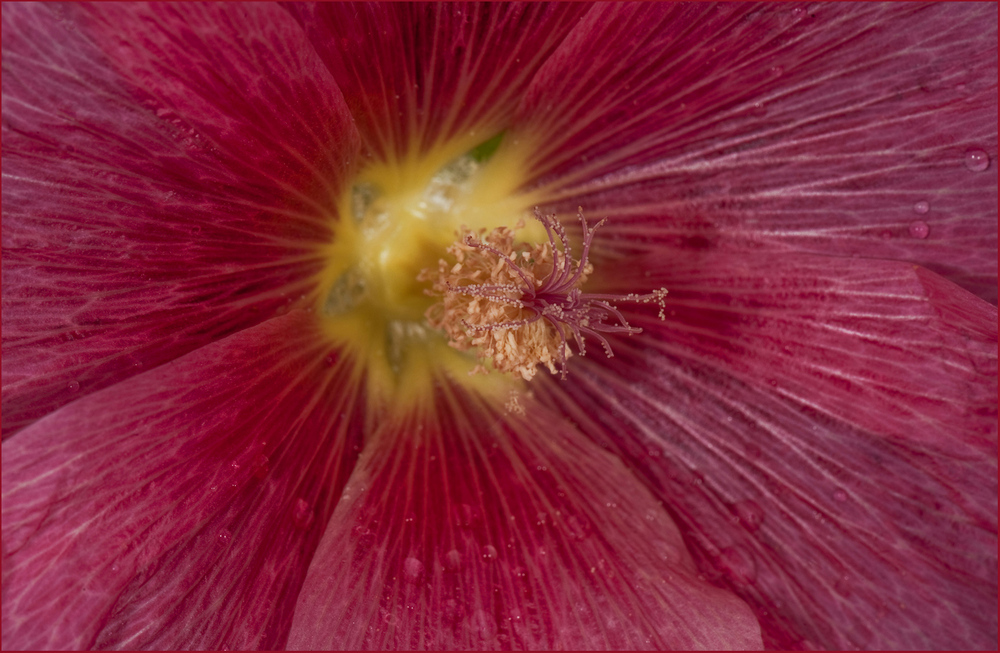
[833,489,848,503]
[229,461,241,471]
[444,549,463,571]
[470,609,497,640]
[718,547,757,587]
[751,101,768,117]
[732,500,764,533]
[292,498,314,530]
[879,229,893,240]
[481,545,498,561]
[324,354,336,367]
[964,148,990,172]
[443,598,462,623]
[403,557,424,582]
[912,200,930,214]
[67,380,80,392]
[908,221,930,239]
[251,454,270,479]
[217,528,232,545]
[566,515,590,540]
[455,503,478,529]
[833,574,853,597]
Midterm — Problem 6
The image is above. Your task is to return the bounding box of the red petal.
[537,253,998,649]
[515,3,997,302]
[1,4,359,435]
[287,2,589,161]
[1,312,363,650]
[288,383,762,650]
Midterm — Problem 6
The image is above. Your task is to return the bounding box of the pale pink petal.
[535,253,997,649]
[1,3,359,435]
[516,3,997,301]
[288,383,762,650]
[288,2,589,160]
[2,312,363,650]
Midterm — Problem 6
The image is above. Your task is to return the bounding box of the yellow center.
[314,136,545,407]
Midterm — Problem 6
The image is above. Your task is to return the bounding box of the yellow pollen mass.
[420,222,587,381]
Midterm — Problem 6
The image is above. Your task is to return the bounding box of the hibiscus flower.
[2,2,996,650]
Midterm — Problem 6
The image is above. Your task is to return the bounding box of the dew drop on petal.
[471,609,498,640]
[455,503,477,529]
[732,500,765,533]
[964,148,990,172]
[718,547,758,588]
[912,200,930,214]
[908,221,930,239]
[67,380,80,392]
[566,514,590,541]
[442,598,462,623]
[403,556,424,583]
[481,544,498,561]
[833,489,848,502]
[833,574,853,597]
[444,548,463,571]
[217,528,232,545]
[292,497,315,530]
[251,453,270,479]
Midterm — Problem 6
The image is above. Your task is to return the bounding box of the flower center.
[316,136,544,404]
[315,137,665,407]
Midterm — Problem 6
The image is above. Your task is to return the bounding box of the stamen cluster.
[421,209,666,380]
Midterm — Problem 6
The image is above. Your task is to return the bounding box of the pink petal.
[536,253,997,649]
[2,312,363,650]
[287,2,589,161]
[514,3,997,302]
[2,4,360,436]
[288,383,762,650]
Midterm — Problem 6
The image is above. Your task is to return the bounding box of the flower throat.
[315,135,665,405]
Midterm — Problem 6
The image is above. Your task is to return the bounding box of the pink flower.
[2,3,996,650]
